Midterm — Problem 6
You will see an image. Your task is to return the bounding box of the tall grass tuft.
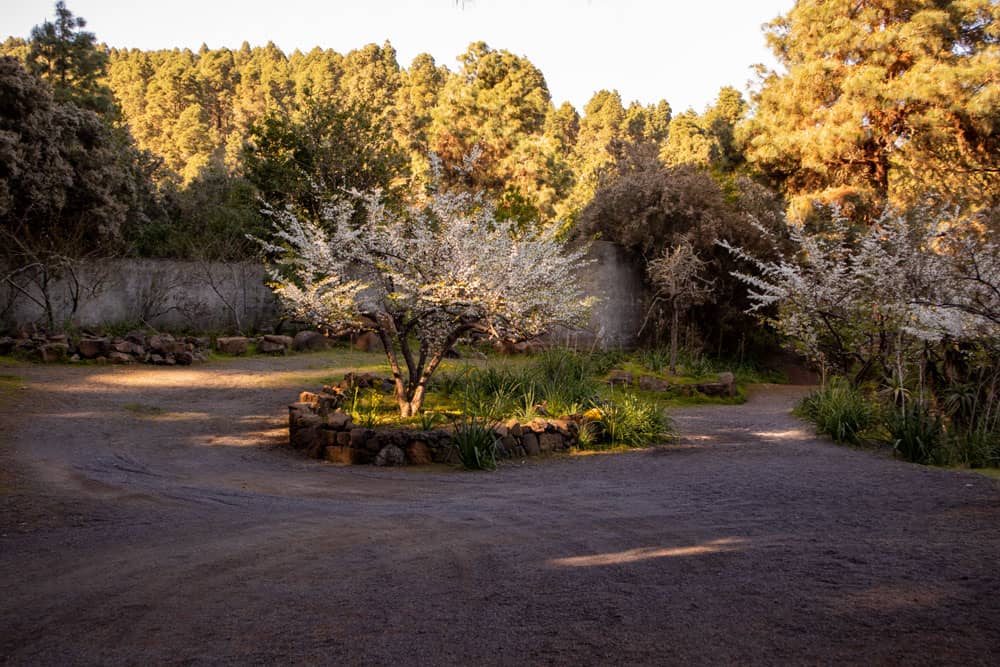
[795,378,874,445]
[588,391,675,448]
[452,414,499,470]
[885,399,945,464]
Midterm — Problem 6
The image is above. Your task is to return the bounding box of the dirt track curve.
[1,354,999,665]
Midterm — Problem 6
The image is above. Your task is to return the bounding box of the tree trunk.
[397,383,428,418]
[388,327,468,417]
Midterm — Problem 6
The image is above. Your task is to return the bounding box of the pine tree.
[742,0,1000,217]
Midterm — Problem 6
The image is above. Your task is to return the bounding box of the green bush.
[795,378,874,445]
[530,348,601,411]
[459,366,525,419]
[440,350,602,420]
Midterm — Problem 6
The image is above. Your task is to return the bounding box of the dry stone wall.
[288,385,582,466]
[0,330,211,365]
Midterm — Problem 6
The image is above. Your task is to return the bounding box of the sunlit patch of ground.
[549,538,745,567]
[753,428,812,440]
[201,426,286,447]
[124,403,212,422]
[0,373,25,401]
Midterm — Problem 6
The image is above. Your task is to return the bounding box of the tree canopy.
[259,177,592,416]
[742,0,1000,218]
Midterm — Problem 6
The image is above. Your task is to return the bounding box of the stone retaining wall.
[288,391,581,466]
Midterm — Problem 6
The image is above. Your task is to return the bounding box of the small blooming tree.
[259,184,592,417]
[718,206,1000,385]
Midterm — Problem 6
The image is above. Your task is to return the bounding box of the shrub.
[459,366,526,420]
[795,378,874,445]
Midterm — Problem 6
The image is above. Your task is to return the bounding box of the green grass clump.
[884,399,945,464]
[585,391,676,449]
[452,414,499,471]
[349,387,383,428]
[795,378,874,445]
[435,348,604,420]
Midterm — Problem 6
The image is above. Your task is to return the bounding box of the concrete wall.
[1,259,278,333]
[1,241,649,347]
[555,240,649,349]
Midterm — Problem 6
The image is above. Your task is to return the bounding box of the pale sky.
[2,0,795,113]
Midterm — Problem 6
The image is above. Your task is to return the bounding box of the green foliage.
[635,345,784,385]
[26,1,115,115]
[244,94,407,220]
[808,357,1000,469]
[437,349,606,420]
[0,55,163,326]
[638,348,672,374]
[578,144,784,354]
[426,41,560,218]
[743,0,1000,216]
[529,348,602,414]
[795,378,875,445]
[589,391,674,448]
[457,366,525,421]
[885,399,945,465]
[660,86,746,174]
[349,387,383,429]
[959,428,1000,470]
[418,411,441,431]
[451,414,498,471]
[134,166,266,260]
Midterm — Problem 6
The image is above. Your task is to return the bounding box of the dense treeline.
[2,1,997,352]
[3,29,680,232]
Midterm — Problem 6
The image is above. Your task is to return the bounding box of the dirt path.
[1,355,999,665]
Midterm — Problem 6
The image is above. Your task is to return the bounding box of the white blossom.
[718,206,1000,381]
[258,185,593,416]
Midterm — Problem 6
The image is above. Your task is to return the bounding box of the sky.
[1,0,795,113]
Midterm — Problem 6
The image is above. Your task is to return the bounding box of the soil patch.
[1,356,998,664]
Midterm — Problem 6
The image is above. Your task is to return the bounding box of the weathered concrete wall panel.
[1,259,278,333]
[556,241,648,349]
[1,241,648,347]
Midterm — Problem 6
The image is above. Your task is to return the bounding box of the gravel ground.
[1,355,998,665]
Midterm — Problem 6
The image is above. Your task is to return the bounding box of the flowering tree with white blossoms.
[259,184,593,417]
[718,207,1000,385]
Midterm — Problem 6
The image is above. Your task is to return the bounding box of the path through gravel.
[1,354,998,665]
